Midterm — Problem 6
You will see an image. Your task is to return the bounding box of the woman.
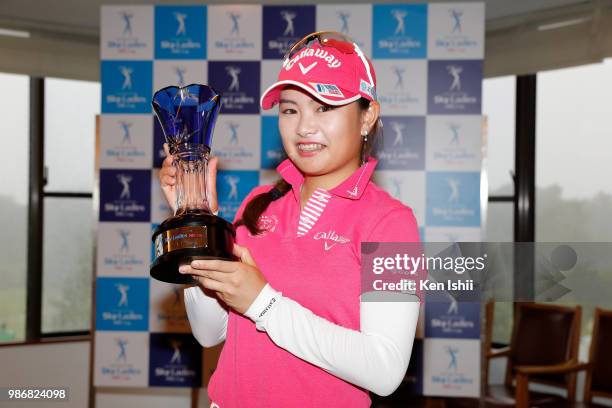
[160,32,421,408]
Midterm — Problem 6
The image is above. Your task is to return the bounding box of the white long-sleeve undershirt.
[183,285,229,348]
[184,283,420,397]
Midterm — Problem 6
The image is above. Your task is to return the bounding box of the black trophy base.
[150,212,236,284]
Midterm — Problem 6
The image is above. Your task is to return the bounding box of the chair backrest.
[585,308,612,402]
[505,303,581,394]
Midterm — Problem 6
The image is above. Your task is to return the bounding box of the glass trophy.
[150,84,235,284]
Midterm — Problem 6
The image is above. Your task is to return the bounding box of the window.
[483,76,515,243]
[536,60,612,242]
[0,72,30,343]
[42,197,94,333]
[44,78,98,194]
[42,78,100,334]
[482,76,517,344]
[485,202,513,243]
[537,60,612,336]
[483,76,516,197]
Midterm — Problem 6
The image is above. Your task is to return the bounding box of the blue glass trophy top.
[152,84,221,157]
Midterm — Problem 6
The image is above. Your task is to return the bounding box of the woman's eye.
[317,105,335,112]
[281,108,297,114]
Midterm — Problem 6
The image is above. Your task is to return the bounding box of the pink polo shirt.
[207,156,420,407]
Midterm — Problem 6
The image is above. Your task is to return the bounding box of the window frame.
[25,77,95,341]
[486,74,536,346]
[485,74,535,244]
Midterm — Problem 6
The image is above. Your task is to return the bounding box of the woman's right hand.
[159,143,219,214]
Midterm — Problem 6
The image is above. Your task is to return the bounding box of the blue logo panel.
[425,301,481,339]
[262,6,316,59]
[149,333,202,387]
[155,6,207,59]
[428,60,482,114]
[208,61,260,114]
[217,170,260,222]
[261,116,286,169]
[102,61,152,113]
[96,277,149,331]
[373,4,427,59]
[375,116,425,170]
[426,172,480,227]
[99,169,151,222]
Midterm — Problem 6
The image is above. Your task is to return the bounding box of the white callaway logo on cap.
[284,47,343,70]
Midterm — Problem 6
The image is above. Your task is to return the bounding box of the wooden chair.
[449,302,582,408]
[522,307,612,407]
[581,307,612,405]
[489,302,582,407]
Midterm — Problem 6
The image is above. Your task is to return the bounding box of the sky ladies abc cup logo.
[94,332,149,386]
[99,169,151,222]
[155,6,207,59]
[373,4,427,59]
[426,172,480,227]
[428,60,482,114]
[100,116,153,169]
[97,223,150,276]
[427,3,485,59]
[262,6,315,59]
[101,6,153,59]
[424,338,480,396]
[376,116,426,170]
[208,6,262,60]
[209,61,260,113]
[377,61,427,115]
[102,61,152,114]
[212,117,260,169]
[426,116,482,172]
[96,277,149,331]
[149,333,202,386]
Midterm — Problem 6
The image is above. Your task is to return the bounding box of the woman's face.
[277,86,363,177]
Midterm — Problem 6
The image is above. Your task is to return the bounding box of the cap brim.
[260,80,361,110]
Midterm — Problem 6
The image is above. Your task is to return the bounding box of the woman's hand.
[159,143,178,213]
[178,244,268,315]
[159,143,219,214]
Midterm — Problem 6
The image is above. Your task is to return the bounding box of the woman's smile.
[296,142,327,156]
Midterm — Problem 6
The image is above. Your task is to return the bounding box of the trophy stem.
[174,146,212,216]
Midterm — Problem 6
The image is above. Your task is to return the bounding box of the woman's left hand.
[178,243,268,315]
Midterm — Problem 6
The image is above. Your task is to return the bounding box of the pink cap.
[260,41,377,110]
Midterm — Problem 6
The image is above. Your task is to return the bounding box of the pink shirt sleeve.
[365,207,420,243]
[362,206,425,301]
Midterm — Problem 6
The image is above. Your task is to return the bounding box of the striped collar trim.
[297,187,332,237]
[276,157,378,201]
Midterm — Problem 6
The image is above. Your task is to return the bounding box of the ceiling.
[0,0,593,41]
